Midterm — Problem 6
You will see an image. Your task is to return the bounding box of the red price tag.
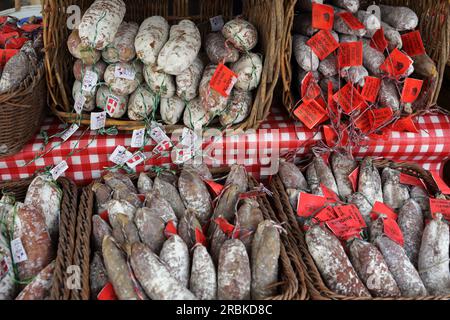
[312,3,334,30]
[430,172,450,195]
[338,12,365,30]
[370,28,388,53]
[349,167,359,192]
[164,220,178,238]
[320,184,340,202]
[297,192,327,218]
[401,78,423,103]
[203,179,224,198]
[371,201,398,221]
[361,76,381,103]
[371,107,394,129]
[214,217,238,238]
[293,99,328,130]
[383,218,404,246]
[301,72,321,102]
[333,205,367,229]
[333,82,367,114]
[313,207,337,224]
[195,227,207,246]
[354,112,373,133]
[380,49,413,77]
[307,30,340,60]
[390,116,419,133]
[338,41,363,67]
[400,173,426,188]
[209,63,238,97]
[99,211,110,224]
[20,24,42,33]
[5,37,27,49]
[0,32,19,46]
[429,198,450,220]
[0,49,19,66]
[401,31,426,57]
[97,283,118,300]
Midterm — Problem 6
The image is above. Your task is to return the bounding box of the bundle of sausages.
[68,0,262,128]
[279,153,450,297]
[90,164,281,300]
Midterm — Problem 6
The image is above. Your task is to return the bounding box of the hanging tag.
[81,70,98,92]
[338,41,363,67]
[390,116,419,133]
[50,161,69,180]
[370,28,388,53]
[203,179,224,198]
[306,30,340,60]
[214,218,237,238]
[383,218,404,246]
[74,95,86,114]
[354,112,373,133]
[97,283,118,300]
[61,123,79,142]
[371,107,394,129]
[366,5,381,21]
[195,227,207,246]
[126,151,146,169]
[401,78,423,103]
[401,31,426,57]
[293,99,328,130]
[312,3,334,30]
[323,125,337,147]
[338,12,365,30]
[333,205,367,229]
[297,192,327,218]
[399,173,426,189]
[301,72,321,102]
[320,184,340,202]
[99,210,110,224]
[149,124,170,145]
[209,63,238,97]
[106,95,120,117]
[131,128,146,148]
[11,238,28,263]
[348,167,359,192]
[430,172,450,195]
[361,76,381,103]
[109,146,133,165]
[371,201,398,221]
[313,207,337,224]
[114,65,135,80]
[429,198,450,220]
[164,220,178,238]
[333,82,367,114]
[90,111,107,130]
[210,15,224,32]
[181,127,200,148]
[380,48,413,77]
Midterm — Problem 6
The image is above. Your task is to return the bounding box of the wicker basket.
[281,0,450,114]
[0,176,78,300]
[0,62,46,158]
[269,158,450,300]
[71,168,302,300]
[43,0,283,132]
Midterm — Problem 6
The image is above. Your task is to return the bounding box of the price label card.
[150,124,170,145]
[195,227,207,246]
[401,31,426,57]
[383,218,404,246]
[390,116,419,133]
[164,220,178,238]
[11,238,27,263]
[154,140,173,155]
[50,160,69,180]
[106,95,120,116]
[109,145,133,165]
[97,283,118,300]
[301,72,321,102]
[209,63,238,97]
[312,3,334,30]
[173,146,194,164]
[338,41,363,67]
[429,198,450,220]
[333,82,366,114]
[401,78,423,103]
[297,192,327,218]
[338,12,365,30]
[210,15,224,32]
[126,151,146,169]
[214,217,237,238]
[307,30,339,60]
[81,70,98,92]
[90,111,107,130]
[181,127,199,147]
[61,123,79,142]
[371,107,393,129]
[131,128,146,148]
[371,201,398,221]
[320,184,340,202]
[380,48,413,77]
[74,95,86,114]
[370,28,388,53]
[293,99,328,130]
[313,207,337,224]
[361,76,381,103]
[399,173,425,188]
[114,65,135,80]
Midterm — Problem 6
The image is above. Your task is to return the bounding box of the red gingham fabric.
[0,110,448,185]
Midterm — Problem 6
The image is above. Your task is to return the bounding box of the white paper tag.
[173,146,194,165]
[61,124,80,142]
[82,70,98,92]
[181,127,200,147]
[126,151,146,169]
[50,160,69,180]
[131,128,146,148]
[367,5,381,21]
[149,124,171,145]
[114,65,136,80]
[74,95,86,114]
[109,145,133,165]
[11,238,27,263]
[106,95,120,116]
[210,15,224,32]
[90,111,107,130]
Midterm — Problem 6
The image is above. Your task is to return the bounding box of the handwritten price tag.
[109,145,133,165]
[401,78,423,103]
[361,76,381,103]
[11,238,27,263]
[131,128,146,148]
[338,41,363,67]
[293,99,328,130]
[74,95,86,114]
[114,65,135,80]
[209,63,238,97]
[81,70,98,92]
[61,123,79,142]
[333,82,366,114]
[50,161,69,180]
[312,3,334,30]
[307,30,339,60]
[401,31,426,57]
[90,111,107,130]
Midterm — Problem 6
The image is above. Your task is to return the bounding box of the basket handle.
[15,0,21,12]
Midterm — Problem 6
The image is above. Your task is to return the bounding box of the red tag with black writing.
[0,49,19,66]
[338,12,365,30]
[97,283,118,300]
[5,37,27,49]
[99,211,110,224]
[214,217,238,238]
[401,78,423,103]
[333,205,367,229]
[294,99,328,130]
[327,80,338,117]
[429,198,450,220]
[430,172,450,195]
[301,72,321,102]
[195,227,207,246]
[354,112,373,133]
[401,31,426,57]
[370,28,388,52]
[312,3,334,30]
[164,220,178,238]
[371,201,398,221]
[383,218,404,246]
[320,184,340,202]
[349,167,359,192]
[390,116,419,133]
[333,82,367,114]
[313,206,337,224]
[371,107,394,129]
[380,48,413,77]
[209,63,238,97]
[400,173,426,188]
[361,76,381,103]
[307,30,340,60]
[323,125,349,148]
[338,41,363,67]
[203,179,224,198]
[297,192,327,218]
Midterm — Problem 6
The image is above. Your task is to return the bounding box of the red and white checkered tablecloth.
[0,109,448,184]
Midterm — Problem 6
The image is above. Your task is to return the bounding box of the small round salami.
[222,18,258,52]
[232,53,263,91]
[96,85,128,118]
